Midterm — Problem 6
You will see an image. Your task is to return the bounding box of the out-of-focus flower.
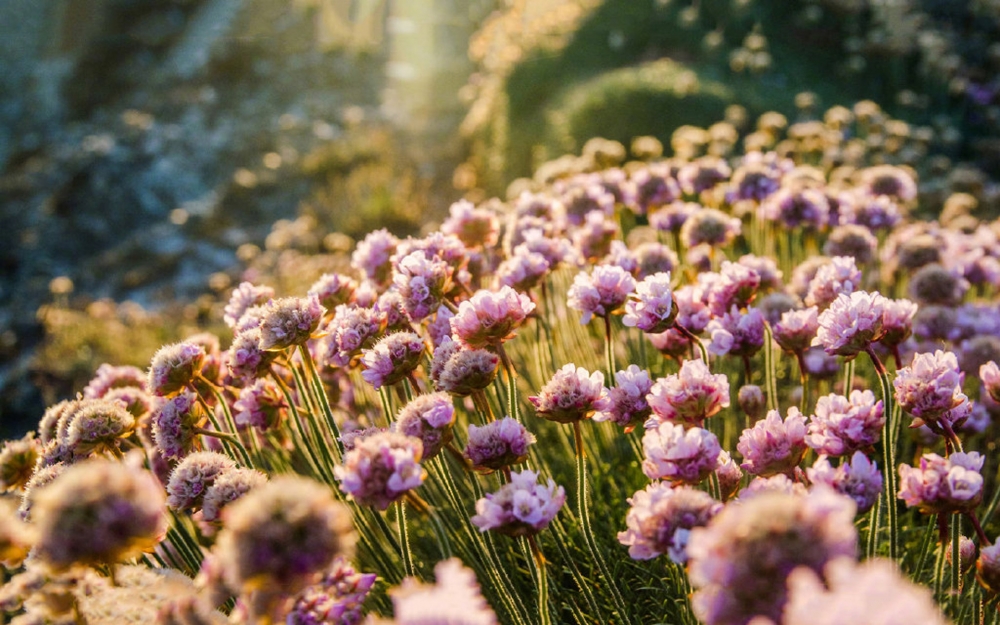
[287,557,376,625]
[618,482,721,563]
[898,451,984,514]
[391,558,498,625]
[223,282,274,330]
[529,363,607,424]
[707,307,765,358]
[760,186,829,230]
[806,452,882,513]
[83,364,147,399]
[642,422,721,485]
[0,434,38,492]
[805,256,861,309]
[441,199,500,248]
[395,392,455,461]
[201,468,268,523]
[352,229,399,286]
[737,407,808,477]
[471,469,565,536]
[680,208,741,248]
[335,431,424,510]
[308,273,358,311]
[773,307,819,355]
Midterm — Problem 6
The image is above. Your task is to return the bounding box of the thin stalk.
[763,324,779,412]
[496,343,521,422]
[289,363,340,478]
[528,535,552,625]
[272,371,331,482]
[299,345,344,459]
[675,323,708,363]
[865,345,897,562]
[191,388,253,466]
[603,314,616,387]
[936,513,948,603]
[398,501,416,579]
[952,514,962,619]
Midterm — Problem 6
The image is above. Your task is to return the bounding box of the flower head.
[360,332,426,390]
[335,431,425,510]
[324,305,385,368]
[258,296,326,351]
[737,407,808,477]
[352,229,399,286]
[441,199,500,248]
[622,272,676,333]
[807,452,882,513]
[761,186,829,230]
[437,347,500,397]
[805,390,885,456]
[223,282,275,329]
[646,359,731,427]
[594,365,653,431]
[233,379,285,431]
[464,417,536,473]
[65,398,136,457]
[391,558,498,625]
[618,482,722,563]
[567,265,637,324]
[227,328,276,383]
[642,422,721,485]
[147,342,207,397]
[880,298,919,348]
[451,286,535,349]
[805,256,861,309]
[898,451,984,514]
[393,250,454,322]
[0,434,39,492]
[82,364,146,399]
[680,208,741,248]
[529,364,607,424]
[199,467,268,523]
[497,248,550,292]
[471,470,565,536]
[707,307,766,358]
[395,393,455,460]
[287,557,376,625]
[166,451,237,512]
[308,273,359,311]
[814,291,887,359]
[894,350,967,426]
[151,392,204,460]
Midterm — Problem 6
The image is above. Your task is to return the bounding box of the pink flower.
[807,452,882,513]
[529,363,607,424]
[623,272,676,333]
[471,469,565,536]
[258,296,326,351]
[464,417,535,473]
[360,332,426,390]
[898,451,984,514]
[983,361,1000,403]
[324,305,386,368]
[805,256,861,310]
[392,250,454,322]
[760,186,830,230]
[880,298,919,347]
[395,392,455,460]
[441,199,500,248]
[704,261,761,316]
[646,359,731,427]
[814,291,887,359]
[497,248,550,292]
[893,350,967,426]
[227,328,275,383]
[707,307,766,358]
[573,210,620,261]
[391,558,498,625]
[334,431,425,510]
[618,482,721,563]
[223,282,274,329]
[594,365,653,431]
[774,307,819,354]
[737,407,808,477]
[147,342,207,397]
[805,390,885,456]
[352,229,399,286]
[451,286,536,349]
[233,379,285,431]
[641,421,721,485]
[82,364,146,399]
[308,273,358,310]
[287,557,376,625]
[567,265,637,324]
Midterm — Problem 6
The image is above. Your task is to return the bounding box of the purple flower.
[978,542,1000,593]
[64,398,136,457]
[618,482,722,563]
[859,165,918,202]
[391,558,498,625]
[451,286,535,349]
[982,361,1000,403]
[622,272,676,333]
[737,407,808,477]
[704,261,761,316]
[805,390,885,456]
[258,296,326,351]
[426,304,455,349]
[760,186,830,230]
[687,488,858,625]
[898,451,984,514]
[880,298,918,348]
[360,332,426,390]
[594,365,653,431]
[514,228,578,268]
[641,421,721,485]
[624,163,680,214]
[814,291,887,359]
[529,363,607,424]
[147,342,207,397]
[774,307,819,354]
[223,282,275,329]
[677,157,731,195]
[471,469,565,536]
[201,467,268,523]
[324,305,386,368]
[497,248,550,292]
[151,393,203,460]
[233,379,285,431]
[634,242,679,279]
[573,210,620,262]
[82,364,146,399]
[436,346,500,397]
[226,328,275,383]
[287,557,376,625]
[707,307,765,358]
[441,199,500,248]
[464,417,535,473]
[567,265,637,324]
[395,392,455,460]
[352,228,399,286]
[166,451,237,512]
[893,350,967,426]
[649,201,698,233]
[714,451,744,501]
[680,208,741,248]
[308,273,359,311]
[807,452,882,513]
[805,256,861,310]
[334,431,425,510]
[646,359,730,427]
[561,184,615,225]
[392,250,454,322]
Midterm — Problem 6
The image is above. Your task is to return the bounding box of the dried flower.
[451,286,535,349]
[618,482,722,563]
[395,392,455,460]
[567,265,637,324]
[807,452,882,513]
[879,298,919,348]
[646,359,731,427]
[642,422,721,485]
[391,558,498,625]
[335,431,425,510]
[258,296,326,351]
[898,451,984,514]
[737,407,808,477]
[464,417,536,473]
[805,390,885,456]
[529,363,607,424]
[471,469,565,536]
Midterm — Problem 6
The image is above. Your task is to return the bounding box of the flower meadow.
[5,102,1000,625]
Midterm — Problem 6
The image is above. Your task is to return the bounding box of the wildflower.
[898,451,984,514]
[514,228,578,269]
[642,422,721,485]
[104,386,152,420]
[737,408,808,477]
[805,256,861,309]
[982,361,1000,403]
[82,364,146,399]
[429,338,462,386]
[308,273,359,310]
[214,476,355,595]
[287,558,376,625]
[805,390,885,456]
[760,186,829,230]
[393,250,454,322]
[782,557,948,625]
[859,164,918,202]
[715,451,744,500]
[335,431,425,510]
[529,363,607,424]
[223,282,274,329]
[437,348,500,397]
[595,365,653,431]
[324,305,385,368]
[879,298,918,348]
[151,392,204,459]
[233,378,285,431]
[649,201,698,233]
[893,350,967,426]
[573,209,619,261]
[226,328,276,383]
[497,248,550,292]
[360,332,426,390]
[258,296,326,351]
[707,307,765,358]
[201,468,268,523]
[677,157,732,194]
[18,463,67,521]
[618,482,722,563]
[624,162,680,214]
[352,228,399,286]
[471,469,565,536]
[147,342,207,397]
[807,452,882,513]
[33,457,166,568]
[391,558,498,625]
[704,262,761,316]
[395,392,455,460]
[561,184,614,225]
[909,263,969,307]
[166,451,237,512]
[680,208,741,248]
[814,291,887,359]
[567,264,637,324]
[773,308,818,355]
[65,397,136,457]
[801,346,840,379]
[427,304,455,348]
[0,434,38,492]
[687,489,858,625]
[842,193,903,231]
[978,542,1000,594]
[464,417,536,473]
[646,359,730,427]
[823,224,878,265]
[451,285,535,349]
[634,242,679,279]
[38,399,78,445]
[622,272,676,333]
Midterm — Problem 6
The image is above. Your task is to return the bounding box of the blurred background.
[2,0,998,438]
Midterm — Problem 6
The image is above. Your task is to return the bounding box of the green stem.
[299,345,344,460]
[528,535,552,625]
[603,314,616,387]
[191,388,253,467]
[497,343,520,422]
[763,323,779,413]
[952,514,962,619]
[865,345,897,562]
[675,323,708,364]
[398,500,415,579]
[272,371,331,482]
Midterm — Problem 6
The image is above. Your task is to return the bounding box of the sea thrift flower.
[737,408,808,477]
[335,431,425,510]
[214,476,355,595]
[898,451,984,513]
[618,482,722,563]
[737,385,766,421]
[308,273,358,310]
[893,350,967,426]
[426,305,455,349]
[634,241,679,278]
[64,398,136,457]
[391,558,498,625]
[258,296,325,351]
[226,328,275,383]
[773,308,819,355]
[705,262,761,316]
[622,272,676,333]
[567,264,637,324]
[680,208,741,248]
[595,365,654,431]
[814,291,887,358]
[223,282,274,329]
[530,363,607,424]
[497,248,550,292]
[464,417,536,473]
[807,452,883,513]
[687,488,858,625]
[824,224,878,265]
[395,392,455,460]
[561,184,614,224]
[287,557,376,625]
[166,452,237,511]
[880,298,919,348]
[0,434,38,492]
[441,199,500,248]
[782,557,948,625]
[393,250,453,322]
[707,307,765,358]
[151,392,203,459]
[82,364,146,399]
[642,422,721,484]
[805,390,885,456]
[451,286,535,349]
[715,451,743,500]
[978,542,1000,594]
[233,378,285,430]
[908,263,969,307]
[471,469,565,536]
[761,186,829,230]
[573,209,619,261]
[147,342,207,397]
[805,256,861,309]
[201,468,268,523]
[352,228,399,285]
[625,162,680,213]
[649,201,698,233]
[842,193,903,231]
[33,457,166,568]
[982,361,1000,403]
[677,157,731,194]
[860,164,918,201]
[437,348,500,397]
[324,305,385,368]
[646,359,730,427]
[360,332,426,390]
